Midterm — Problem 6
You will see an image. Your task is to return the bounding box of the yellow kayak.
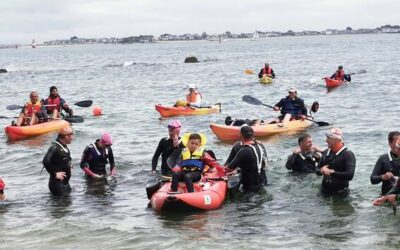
[259,75,273,84]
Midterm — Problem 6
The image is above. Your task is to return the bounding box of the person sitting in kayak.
[370,131,400,195]
[285,133,324,173]
[152,120,184,176]
[16,91,47,126]
[273,87,307,124]
[330,65,351,82]
[258,63,275,79]
[186,84,202,107]
[170,133,224,193]
[42,86,73,119]
[0,177,5,201]
[80,132,116,179]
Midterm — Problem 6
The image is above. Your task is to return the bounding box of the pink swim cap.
[101,132,113,146]
[168,120,182,129]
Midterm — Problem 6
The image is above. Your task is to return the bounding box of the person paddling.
[186,84,202,107]
[330,65,351,82]
[273,87,307,125]
[42,127,74,196]
[42,86,73,119]
[80,132,116,179]
[258,63,275,79]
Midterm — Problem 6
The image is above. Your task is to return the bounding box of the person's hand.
[63,104,69,109]
[382,172,394,181]
[293,147,301,154]
[151,170,157,175]
[372,196,387,206]
[171,166,181,173]
[273,106,279,111]
[300,115,306,120]
[55,172,66,181]
[320,166,331,176]
[110,168,116,177]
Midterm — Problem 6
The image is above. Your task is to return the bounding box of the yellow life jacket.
[180,147,205,171]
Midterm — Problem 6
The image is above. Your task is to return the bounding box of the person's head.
[167,120,182,136]
[325,127,343,148]
[58,126,74,144]
[30,91,39,103]
[338,65,343,70]
[288,87,297,99]
[298,133,312,151]
[49,86,58,98]
[187,133,202,152]
[388,131,400,153]
[100,132,113,148]
[188,84,196,93]
[265,63,269,68]
[240,125,254,141]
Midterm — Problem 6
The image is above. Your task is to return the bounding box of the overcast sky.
[1,0,399,44]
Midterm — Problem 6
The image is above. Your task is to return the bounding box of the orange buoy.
[92,106,103,116]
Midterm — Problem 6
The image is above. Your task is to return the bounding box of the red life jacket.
[335,70,345,80]
[46,96,61,112]
[25,101,42,116]
[262,67,272,75]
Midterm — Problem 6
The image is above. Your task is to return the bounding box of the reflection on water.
[47,194,73,219]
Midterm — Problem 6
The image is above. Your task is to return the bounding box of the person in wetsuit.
[80,132,116,179]
[43,127,74,196]
[286,133,324,173]
[225,125,268,192]
[0,177,5,201]
[42,86,73,119]
[152,120,183,176]
[370,131,400,195]
[316,128,356,195]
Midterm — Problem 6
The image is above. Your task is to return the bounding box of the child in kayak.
[170,133,224,193]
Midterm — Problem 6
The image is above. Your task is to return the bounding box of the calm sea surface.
[1,34,400,249]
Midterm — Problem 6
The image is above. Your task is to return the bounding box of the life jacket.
[84,142,110,174]
[180,147,205,171]
[25,100,42,116]
[46,96,61,112]
[281,97,302,116]
[186,91,202,104]
[262,67,272,75]
[335,70,345,80]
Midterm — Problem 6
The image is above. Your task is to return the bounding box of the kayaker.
[186,84,202,107]
[273,87,307,124]
[258,63,275,79]
[152,120,184,176]
[0,177,5,201]
[285,133,324,173]
[330,65,351,82]
[316,128,356,195]
[42,86,73,119]
[170,133,224,193]
[225,125,268,192]
[15,91,47,126]
[80,132,116,179]
[370,131,400,195]
[42,126,74,196]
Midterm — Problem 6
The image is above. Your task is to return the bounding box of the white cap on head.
[288,87,297,93]
[188,84,196,89]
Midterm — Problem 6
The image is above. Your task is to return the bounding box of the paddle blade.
[74,100,93,107]
[311,101,319,113]
[242,95,262,105]
[63,115,84,123]
[356,69,367,74]
[6,104,24,111]
[315,121,330,126]
[244,69,255,74]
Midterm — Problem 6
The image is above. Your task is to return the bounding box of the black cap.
[240,125,254,137]
[338,65,343,69]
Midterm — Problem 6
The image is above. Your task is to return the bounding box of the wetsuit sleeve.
[225,148,247,170]
[42,145,58,178]
[108,147,115,171]
[151,138,165,171]
[370,156,384,184]
[224,142,240,165]
[275,98,284,108]
[271,69,275,79]
[258,69,263,78]
[203,152,224,172]
[330,72,336,79]
[344,74,351,82]
[330,151,356,181]
[285,153,297,170]
[80,146,91,170]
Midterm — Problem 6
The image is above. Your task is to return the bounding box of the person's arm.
[42,145,58,178]
[370,156,385,184]
[271,69,275,79]
[258,69,263,78]
[203,152,224,173]
[274,99,283,111]
[330,151,356,180]
[225,148,247,171]
[299,99,307,115]
[224,142,240,165]
[330,72,336,79]
[108,147,116,176]
[344,74,351,82]
[80,146,98,178]
[285,153,297,170]
[151,139,164,172]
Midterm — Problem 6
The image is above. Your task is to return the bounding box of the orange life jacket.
[335,70,345,80]
[25,101,42,116]
[186,91,202,104]
[46,96,61,112]
[262,67,272,75]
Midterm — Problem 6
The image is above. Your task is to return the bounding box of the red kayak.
[149,169,227,212]
[324,77,344,88]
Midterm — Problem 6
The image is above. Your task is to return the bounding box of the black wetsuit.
[316,147,356,194]
[152,137,182,175]
[80,139,115,177]
[286,151,320,173]
[225,141,268,192]
[43,139,72,196]
[370,152,400,195]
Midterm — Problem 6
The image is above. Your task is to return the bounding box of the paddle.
[62,115,84,123]
[6,100,93,111]
[242,95,330,127]
[146,176,161,199]
[348,69,367,75]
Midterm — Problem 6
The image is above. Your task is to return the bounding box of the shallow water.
[1,34,400,249]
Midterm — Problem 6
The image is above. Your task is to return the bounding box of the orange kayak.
[149,169,227,212]
[210,119,314,141]
[5,120,70,141]
[324,77,344,88]
[155,103,221,117]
